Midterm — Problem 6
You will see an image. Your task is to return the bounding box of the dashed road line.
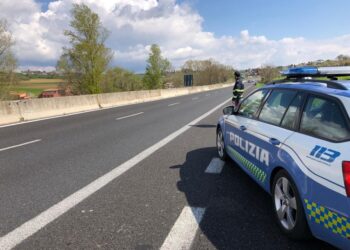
[116,112,144,120]
[192,97,199,100]
[205,158,225,174]
[0,98,231,250]
[160,206,205,250]
[168,103,180,107]
[0,139,41,153]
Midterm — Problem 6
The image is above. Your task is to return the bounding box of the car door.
[224,89,269,183]
[244,90,302,187]
[284,94,350,194]
[225,89,269,142]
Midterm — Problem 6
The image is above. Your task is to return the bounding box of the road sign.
[184,74,193,87]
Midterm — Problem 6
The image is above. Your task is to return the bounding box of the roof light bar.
[282,67,318,76]
[318,66,350,75]
[281,66,350,77]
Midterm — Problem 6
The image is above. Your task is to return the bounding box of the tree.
[143,44,171,89]
[0,19,17,100]
[258,65,280,83]
[101,67,143,92]
[181,59,233,85]
[336,55,350,66]
[57,4,113,94]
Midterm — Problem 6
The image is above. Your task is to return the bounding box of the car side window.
[259,90,296,126]
[238,89,268,118]
[300,96,350,141]
[281,93,304,130]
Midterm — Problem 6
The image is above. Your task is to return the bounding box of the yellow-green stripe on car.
[305,199,350,239]
[227,145,267,183]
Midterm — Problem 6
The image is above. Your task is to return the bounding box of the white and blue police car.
[217,66,350,249]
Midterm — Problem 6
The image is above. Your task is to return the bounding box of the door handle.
[240,125,247,131]
[269,138,280,146]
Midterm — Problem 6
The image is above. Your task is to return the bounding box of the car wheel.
[272,170,311,239]
[217,128,228,161]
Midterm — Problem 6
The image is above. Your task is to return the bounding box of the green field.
[10,78,63,97]
[10,87,45,97]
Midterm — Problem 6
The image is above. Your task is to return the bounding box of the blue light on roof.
[281,66,319,76]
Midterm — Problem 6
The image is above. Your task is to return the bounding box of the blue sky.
[3,0,350,71]
[191,0,350,39]
[36,0,350,39]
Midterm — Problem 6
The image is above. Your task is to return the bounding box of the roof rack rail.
[268,66,350,90]
[269,78,348,90]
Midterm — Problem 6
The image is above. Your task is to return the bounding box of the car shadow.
[170,147,335,250]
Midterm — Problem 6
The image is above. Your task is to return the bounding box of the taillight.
[342,161,350,197]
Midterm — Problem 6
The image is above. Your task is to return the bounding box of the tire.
[272,170,311,240]
[216,128,228,161]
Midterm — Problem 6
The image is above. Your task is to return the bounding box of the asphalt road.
[0,85,334,249]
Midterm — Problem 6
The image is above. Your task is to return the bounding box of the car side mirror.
[223,106,235,115]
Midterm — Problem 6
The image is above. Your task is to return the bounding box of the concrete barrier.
[97,90,161,108]
[18,95,99,121]
[0,82,233,126]
[0,101,22,124]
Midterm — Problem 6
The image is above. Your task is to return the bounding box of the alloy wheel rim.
[217,131,224,157]
[274,177,297,230]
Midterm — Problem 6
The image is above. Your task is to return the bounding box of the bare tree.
[181,59,233,85]
[0,19,17,100]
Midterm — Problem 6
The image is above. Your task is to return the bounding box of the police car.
[217,66,350,249]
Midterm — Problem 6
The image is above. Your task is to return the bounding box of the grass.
[255,83,265,88]
[11,78,62,97]
[10,87,44,97]
[337,76,350,80]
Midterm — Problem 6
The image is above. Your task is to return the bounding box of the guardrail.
[0,83,232,126]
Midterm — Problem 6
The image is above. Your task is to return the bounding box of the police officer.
[232,71,244,106]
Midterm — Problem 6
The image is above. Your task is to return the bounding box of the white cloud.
[1,0,350,72]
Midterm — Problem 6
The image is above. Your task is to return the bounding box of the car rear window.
[300,96,350,141]
[281,93,304,130]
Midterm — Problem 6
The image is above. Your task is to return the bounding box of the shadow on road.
[190,124,217,128]
[170,147,334,250]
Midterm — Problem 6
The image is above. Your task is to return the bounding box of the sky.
[1,0,350,72]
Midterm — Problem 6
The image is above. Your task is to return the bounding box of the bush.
[101,67,143,92]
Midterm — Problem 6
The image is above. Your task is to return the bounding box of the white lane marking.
[192,97,199,100]
[116,112,144,120]
[205,94,211,97]
[205,158,224,174]
[168,102,180,107]
[0,98,231,250]
[160,206,205,250]
[0,140,41,153]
